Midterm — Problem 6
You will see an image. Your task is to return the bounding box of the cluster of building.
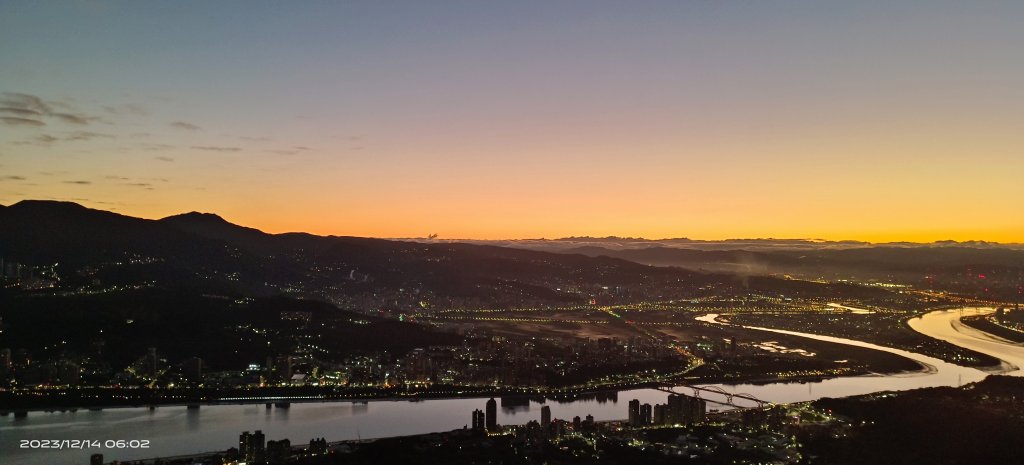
[237,430,329,464]
[628,393,707,427]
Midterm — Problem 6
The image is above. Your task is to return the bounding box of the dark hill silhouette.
[0,200,716,302]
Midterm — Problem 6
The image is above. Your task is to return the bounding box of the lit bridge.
[654,384,773,409]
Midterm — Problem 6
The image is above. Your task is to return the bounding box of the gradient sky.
[1,1,1022,242]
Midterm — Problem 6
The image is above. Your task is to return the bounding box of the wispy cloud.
[154,156,175,162]
[0,107,43,117]
[10,134,62,146]
[65,131,114,141]
[0,92,51,113]
[101,176,157,190]
[138,143,175,151]
[265,145,314,156]
[103,103,149,116]
[266,149,299,156]
[191,145,240,152]
[1,92,102,126]
[171,121,201,131]
[1,175,28,181]
[52,113,92,125]
[12,131,114,146]
[1,116,45,127]
[62,180,92,185]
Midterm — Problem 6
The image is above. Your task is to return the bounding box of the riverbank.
[0,367,867,414]
[960,315,1024,343]
[908,307,1024,376]
[721,309,1004,369]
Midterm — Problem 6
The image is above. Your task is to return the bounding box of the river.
[907,307,1024,376]
[2,307,1017,464]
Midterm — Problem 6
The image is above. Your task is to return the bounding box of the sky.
[1,1,1022,242]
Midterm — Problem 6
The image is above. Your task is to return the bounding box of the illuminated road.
[908,307,1024,376]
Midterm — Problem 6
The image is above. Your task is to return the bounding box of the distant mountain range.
[401,236,1024,252]
[2,200,1021,302]
[0,200,713,304]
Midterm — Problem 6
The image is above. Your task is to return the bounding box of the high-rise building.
[653,404,667,425]
[239,431,251,459]
[690,396,706,423]
[239,430,267,461]
[252,430,266,461]
[472,409,485,432]
[541,405,552,437]
[183,357,203,382]
[267,438,292,463]
[667,394,685,424]
[628,399,641,426]
[147,347,159,377]
[573,415,582,431]
[640,403,652,426]
[485,398,498,432]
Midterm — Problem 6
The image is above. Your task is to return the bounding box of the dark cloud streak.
[1,116,45,126]
[0,107,43,117]
[1,92,101,126]
[171,121,201,130]
[191,146,240,152]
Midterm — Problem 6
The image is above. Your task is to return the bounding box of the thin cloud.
[52,113,92,125]
[1,116,45,126]
[0,107,43,117]
[191,146,240,152]
[171,121,201,131]
[154,156,175,162]
[0,92,51,113]
[139,143,175,151]
[103,103,149,116]
[62,180,92,185]
[65,131,114,141]
[10,134,58,145]
[1,175,28,181]
[105,176,131,181]
[1,92,101,126]
[13,132,113,146]
[266,149,299,156]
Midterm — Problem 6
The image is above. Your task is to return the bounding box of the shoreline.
[0,370,860,414]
